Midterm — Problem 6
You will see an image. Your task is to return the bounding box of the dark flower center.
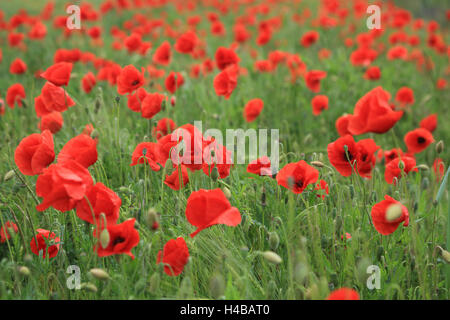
[417,137,425,144]
[112,236,125,246]
[295,180,304,188]
[132,80,140,86]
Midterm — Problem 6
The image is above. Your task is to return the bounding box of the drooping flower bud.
[262,251,282,264]
[89,268,110,281]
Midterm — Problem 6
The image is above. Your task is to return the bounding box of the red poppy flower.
[36,160,93,212]
[311,95,328,116]
[38,81,75,114]
[384,148,404,164]
[124,33,142,53]
[76,182,121,226]
[419,114,437,132]
[58,134,98,168]
[40,62,73,86]
[81,72,97,93]
[305,70,326,93]
[350,47,377,66]
[300,30,319,47]
[94,218,140,259]
[371,195,409,235]
[387,45,408,60]
[14,130,55,176]
[326,288,360,300]
[315,179,329,199]
[6,83,26,108]
[276,160,319,193]
[347,87,403,135]
[213,65,238,99]
[335,114,352,136]
[211,20,225,36]
[437,78,447,90]
[30,229,61,259]
[9,58,27,74]
[364,66,381,80]
[174,30,198,54]
[201,139,233,179]
[243,98,264,122]
[395,87,414,105]
[116,65,144,95]
[327,135,358,177]
[404,128,434,154]
[165,72,184,94]
[153,118,176,140]
[247,156,272,176]
[355,139,380,178]
[433,158,445,181]
[384,156,417,184]
[29,21,47,39]
[185,188,241,237]
[38,111,63,134]
[152,41,172,66]
[141,92,165,119]
[127,87,148,113]
[215,47,240,71]
[0,222,18,243]
[157,237,190,276]
[130,142,162,171]
[164,165,189,190]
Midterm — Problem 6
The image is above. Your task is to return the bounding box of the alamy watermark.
[366,5,381,30]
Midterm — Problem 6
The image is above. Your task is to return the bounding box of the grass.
[0,0,449,300]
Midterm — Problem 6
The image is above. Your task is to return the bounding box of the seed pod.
[311,161,324,168]
[386,204,403,221]
[269,232,280,251]
[18,266,30,277]
[149,273,160,294]
[209,273,225,299]
[262,251,282,264]
[81,282,98,292]
[436,140,444,154]
[3,170,15,182]
[89,268,110,281]
[99,229,110,249]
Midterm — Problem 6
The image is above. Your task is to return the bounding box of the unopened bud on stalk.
[222,186,231,199]
[3,170,15,182]
[89,268,110,280]
[18,266,30,276]
[262,251,282,264]
[398,160,405,170]
[99,229,110,249]
[436,140,444,154]
[145,208,159,230]
[311,161,324,168]
[385,204,403,221]
[416,164,429,171]
[211,167,219,182]
[269,232,280,251]
[91,129,99,139]
[81,282,98,292]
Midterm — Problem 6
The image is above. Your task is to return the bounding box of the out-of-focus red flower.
[157,237,189,276]
[335,114,352,136]
[419,114,437,132]
[433,158,445,181]
[300,30,319,47]
[6,83,26,108]
[247,156,272,176]
[152,41,172,66]
[0,222,19,243]
[311,95,328,116]
[141,92,165,119]
[165,72,184,94]
[81,72,97,93]
[153,118,176,140]
[116,65,144,95]
[371,195,409,235]
[243,98,264,122]
[305,70,326,93]
[9,58,27,74]
[30,229,61,259]
[315,179,329,199]
[14,130,55,176]
[58,134,98,168]
[38,112,64,134]
[185,189,241,237]
[174,30,198,54]
[36,82,75,115]
[40,62,73,86]
[213,65,238,99]
[364,66,381,80]
[215,47,240,70]
[384,156,417,184]
[395,87,414,106]
[327,288,360,300]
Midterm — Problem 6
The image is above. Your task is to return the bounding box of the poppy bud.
[269,232,280,250]
[294,262,308,285]
[91,129,99,139]
[149,272,160,294]
[371,191,377,203]
[416,164,429,171]
[437,246,450,263]
[385,203,403,221]
[356,257,371,284]
[164,158,173,168]
[222,186,231,199]
[261,251,282,264]
[305,283,319,300]
[436,140,444,154]
[170,96,176,107]
[335,215,343,233]
[145,208,159,230]
[3,170,15,182]
[211,167,219,181]
[311,161,324,168]
[349,184,355,198]
[115,96,120,103]
[24,253,33,263]
[209,273,225,299]
[81,282,98,292]
[89,268,110,280]
[99,229,110,249]
[398,160,405,170]
[18,266,30,277]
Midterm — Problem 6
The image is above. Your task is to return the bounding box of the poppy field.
[0,0,449,301]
